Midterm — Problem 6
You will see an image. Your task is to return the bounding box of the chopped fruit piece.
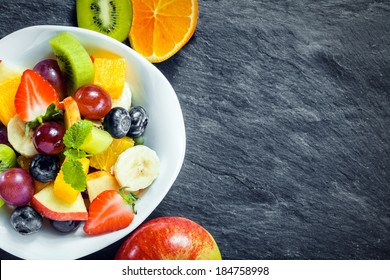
[63,96,81,129]
[114,145,160,191]
[31,184,88,221]
[129,0,198,63]
[50,32,95,95]
[0,74,21,125]
[84,188,136,235]
[93,57,126,99]
[89,136,134,172]
[34,181,52,194]
[14,70,60,122]
[86,171,120,202]
[0,144,17,172]
[7,115,38,158]
[0,197,5,207]
[53,157,89,204]
[91,50,122,60]
[79,126,113,155]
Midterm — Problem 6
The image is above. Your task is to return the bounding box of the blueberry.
[50,219,81,233]
[10,205,43,235]
[103,107,131,138]
[127,106,148,138]
[29,154,59,182]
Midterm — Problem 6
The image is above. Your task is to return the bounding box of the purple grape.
[0,168,35,206]
[33,59,66,99]
[33,121,65,155]
[0,123,10,146]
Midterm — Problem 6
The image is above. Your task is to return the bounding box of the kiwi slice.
[50,32,94,96]
[0,144,17,173]
[76,0,132,42]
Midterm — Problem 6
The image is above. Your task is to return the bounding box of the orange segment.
[89,136,134,173]
[93,57,126,99]
[53,157,90,204]
[0,75,21,125]
[129,0,198,63]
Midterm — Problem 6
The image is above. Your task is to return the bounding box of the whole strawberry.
[83,188,137,235]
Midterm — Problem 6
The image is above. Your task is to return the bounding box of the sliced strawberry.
[15,69,60,122]
[84,189,137,235]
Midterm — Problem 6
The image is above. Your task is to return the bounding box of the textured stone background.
[1,0,390,259]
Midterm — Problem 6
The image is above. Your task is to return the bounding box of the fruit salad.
[0,32,160,236]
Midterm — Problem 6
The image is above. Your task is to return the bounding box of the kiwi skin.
[76,0,133,42]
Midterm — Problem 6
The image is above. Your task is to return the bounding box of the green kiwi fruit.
[76,0,133,42]
[50,32,94,96]
[0,144,17,173]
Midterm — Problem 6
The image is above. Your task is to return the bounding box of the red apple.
[115,216,222,260]
[31,185,88,221]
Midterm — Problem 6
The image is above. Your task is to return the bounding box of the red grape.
[0,168,35,206]
[74,84,112,119]
[33,59,66,100]
[33,121,65,155]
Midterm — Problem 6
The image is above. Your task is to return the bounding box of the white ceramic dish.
[0,25,186,259]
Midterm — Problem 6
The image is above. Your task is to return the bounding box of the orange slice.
[0,75,21,125]
[129,0,198,63]
[93,57,126,99]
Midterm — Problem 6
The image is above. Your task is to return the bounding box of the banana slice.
[7,115,38,158]
[114,145,160,191]
[111,82,132,111]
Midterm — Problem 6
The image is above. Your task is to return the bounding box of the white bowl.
[0,25,186,259]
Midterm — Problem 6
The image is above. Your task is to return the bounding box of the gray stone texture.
[0,0,390,259]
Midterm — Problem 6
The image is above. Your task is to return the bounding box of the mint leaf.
[63,149,89,160]
[63,120,93,149]
[62,159,86,191]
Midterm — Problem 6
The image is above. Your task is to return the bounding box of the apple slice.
[31,185,88,221]
[86,171,120,202]
[63,96,81,129]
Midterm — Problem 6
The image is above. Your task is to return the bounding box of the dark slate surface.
[1,0,390,260]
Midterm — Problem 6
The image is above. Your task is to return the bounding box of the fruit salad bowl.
[0,25,186,259]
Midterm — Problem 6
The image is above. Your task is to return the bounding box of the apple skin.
[115,216,222,260]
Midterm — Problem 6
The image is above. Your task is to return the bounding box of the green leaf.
[63,120,93,149]
[63,149,89,160]
[62,159,87,191]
